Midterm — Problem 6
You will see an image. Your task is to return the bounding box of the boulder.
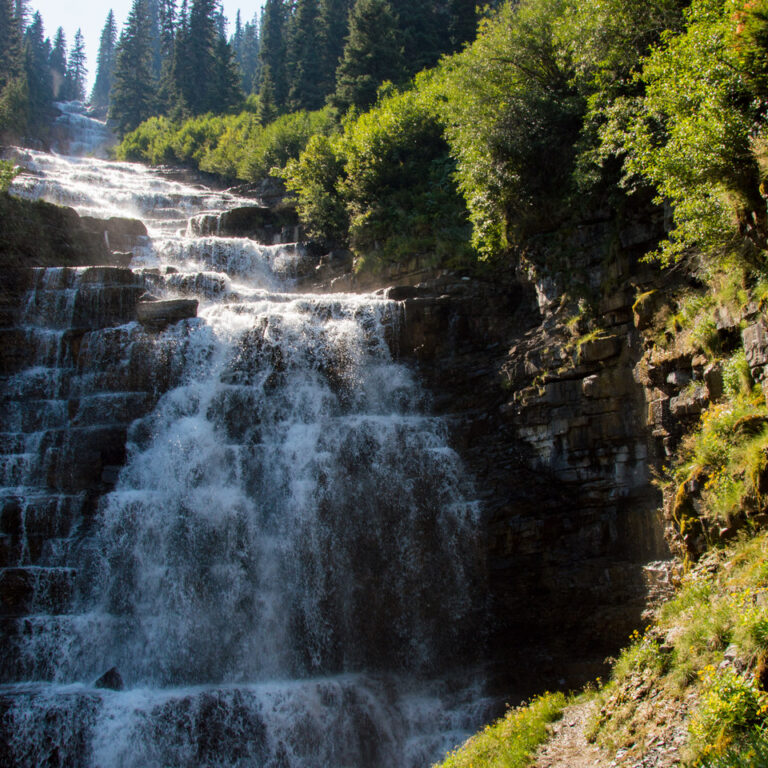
[743,320,768,371]
[137,298,198,330]
[94,667,124,691]
[189,205,299,243]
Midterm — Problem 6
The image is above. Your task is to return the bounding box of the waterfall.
[0,132,488,767]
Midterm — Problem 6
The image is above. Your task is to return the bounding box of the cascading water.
[0,124,489,767]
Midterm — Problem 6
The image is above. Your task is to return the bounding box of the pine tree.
[174,0,241,114]
[13,0,28,32]
[65,29,87,101]
[287,0,324,111]
[147,0,164,79]
[23,12,53,129]
[237,15,260,94]
[1,0,23,84]
[317,0,352,98]
[0,0,27,139]
[158,0,176,58]
[258,0,289,112]
[90,11,118,109]
[332,0,404,112]
[49,27,68,99]
[110,0,157,135]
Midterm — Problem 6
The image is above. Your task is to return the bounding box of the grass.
[587,532,768,766]
[434,692,569,768]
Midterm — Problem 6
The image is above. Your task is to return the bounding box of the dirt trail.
[531,701,611,768]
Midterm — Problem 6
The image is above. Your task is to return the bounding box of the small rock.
[137,299,198,330]
[94,666,124,691]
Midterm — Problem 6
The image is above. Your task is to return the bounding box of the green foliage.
[723,349,754,399]
[703,727,768,768]
[116,106,337,183]
[610,0,768,266]
[690,666,767,763]
[284,83,474,267]
[0,160,19,193]
[435,692,568,768]
[110,0,158,136]
[438,0,584,259]
[589,533,768,763]
[283,134,349,243]
[332,0,406,113]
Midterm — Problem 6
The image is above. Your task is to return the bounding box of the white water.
[0,120,488,767]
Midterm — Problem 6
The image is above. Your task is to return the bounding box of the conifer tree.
[110,0,157,135]
[287,0,324,111]
[317,0,352,98]
[1,0,23,81]
[158,0,176,58]
[258,0,289,112]
[0,0,27,138]
[91,11,118,109]
[65,29,87,101]
[13,0,28,32]
[174,0,241,114]
[236,15,260,94]
[332,0,404,112]
[49,27,68,100]
[23,12,53,129]
[147,0,164,79]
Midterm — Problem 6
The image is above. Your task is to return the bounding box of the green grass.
[434,692,568,768]
[588,532,768,766]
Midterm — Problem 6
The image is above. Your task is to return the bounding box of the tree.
[0,0,27,139]
[159,0,176,58]
[13,0,28,32]
[332,0,405,113]
[110,0,157,135]
[65,29,87,101]
[317,0,353,97]
[49,28,68,99]
[91,11,118,109]
[23,12,53,131]
[440,0,584,258]
[258,0,289,111]
[614,0,768,266]
[238,15,261,94]
[287,0,325,111]
[172,0,241,115]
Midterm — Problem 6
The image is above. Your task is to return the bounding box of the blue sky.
[29,1,265,92]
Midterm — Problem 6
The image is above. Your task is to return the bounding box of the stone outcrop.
[137,298,198,330]
[188,204,300,244]
[0,193,147,269]
[354,207,680,691]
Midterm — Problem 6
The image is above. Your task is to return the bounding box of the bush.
[610,0,768,267]
[690,666,767,763]
[284,82,474,268]
[0,160,19,193]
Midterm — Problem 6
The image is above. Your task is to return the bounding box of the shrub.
[0,159,19,193]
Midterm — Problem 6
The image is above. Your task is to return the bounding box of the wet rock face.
[136,298,198,330]
[381,211,673,692]
[0,265,188,669]
[188,205,300,244]
[0,195,146,269]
